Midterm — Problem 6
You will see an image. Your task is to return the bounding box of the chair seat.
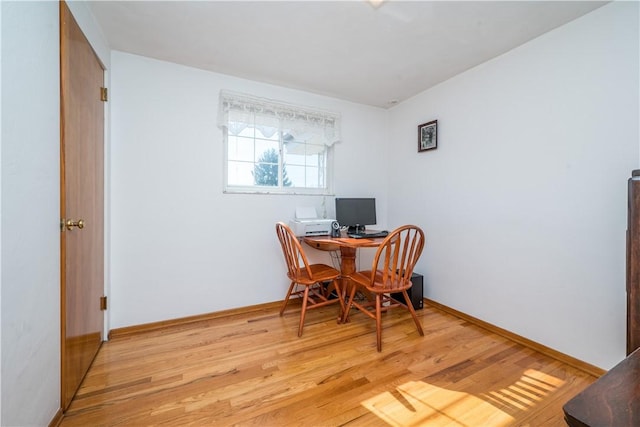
[351,270,412,293]
[290,264,341,285]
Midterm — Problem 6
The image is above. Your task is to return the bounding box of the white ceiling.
[88,1,607,108]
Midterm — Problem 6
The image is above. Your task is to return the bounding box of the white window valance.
[217,90,341,146]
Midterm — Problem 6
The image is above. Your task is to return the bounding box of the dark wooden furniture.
[627,170,640,355]
[341,225,426,352]
[275,222,345,336]
[562,169,640,425]
[563,348,640,426]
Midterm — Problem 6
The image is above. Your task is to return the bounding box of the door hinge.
[100,296,107,311]
[100,87,108,102]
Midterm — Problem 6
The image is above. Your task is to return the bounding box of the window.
[218,91,340,194]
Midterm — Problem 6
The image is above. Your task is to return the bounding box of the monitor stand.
[347,225,366,234]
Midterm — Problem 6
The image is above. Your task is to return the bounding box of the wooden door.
[60,1,105,410]
[628,170,640,355]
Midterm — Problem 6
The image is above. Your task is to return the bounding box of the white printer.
[289,207,335,237]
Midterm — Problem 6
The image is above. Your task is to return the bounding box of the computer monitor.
[335,198,377,233]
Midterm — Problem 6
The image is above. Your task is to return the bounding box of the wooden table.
[303,232,385,278]
[304,233,386,320]
[563,347,640,426]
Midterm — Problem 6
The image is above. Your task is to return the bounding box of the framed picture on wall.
[418,120,437,152]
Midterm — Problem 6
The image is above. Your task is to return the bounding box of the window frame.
[222,128,334,195]
[219,91,339,196]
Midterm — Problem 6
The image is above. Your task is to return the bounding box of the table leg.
[339,247,356,322]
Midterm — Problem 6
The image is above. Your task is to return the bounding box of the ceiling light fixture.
[367,0,385,9]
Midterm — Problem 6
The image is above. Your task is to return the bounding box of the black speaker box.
[391,273,423,310]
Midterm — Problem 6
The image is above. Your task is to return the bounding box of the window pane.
[283,141,305,158]
[284,143,325,164]
[227,161,254,186]
[284,141,326,156]
[305,152,323,168]
[306,166,323,188]
[286,164,305,187]
[228,135,255,162]
[285,153,305,167]
[253,160,279,186]
[306,143,326,156]
[283,151,324,168]
[255,140,278,162]
[282,144,326,188]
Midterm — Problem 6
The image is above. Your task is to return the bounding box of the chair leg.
[298,286,310,337]
[341,282,358,323]
[280,281,296,316]
[403,290,424,336]
[376,293,383,352]
[332,279,346,322]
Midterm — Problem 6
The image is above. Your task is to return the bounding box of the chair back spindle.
[370,226,424,291]
[276,222,313,280]
[342,224,425,351]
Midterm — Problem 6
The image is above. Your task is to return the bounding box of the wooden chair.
[341,225,425,351]
[276,222,345,336]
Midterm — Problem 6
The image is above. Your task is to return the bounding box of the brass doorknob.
[65,219,85,231]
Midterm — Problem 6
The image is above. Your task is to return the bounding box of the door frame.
[59,0,110,410]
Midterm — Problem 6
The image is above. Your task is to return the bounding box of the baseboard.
[48,408,63,427]
[424,298,606,378]
[108,301,283,339]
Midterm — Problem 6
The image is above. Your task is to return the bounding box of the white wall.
[1,2,61,425]
[109,52,388,328]
[0,1,110,424]
[0,0,3,420]
[388,2,639,369]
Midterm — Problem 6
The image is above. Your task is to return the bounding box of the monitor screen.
[335,198,377,231]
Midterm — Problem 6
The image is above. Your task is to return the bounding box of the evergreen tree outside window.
[218,91,340,195]
[253,148,291,187]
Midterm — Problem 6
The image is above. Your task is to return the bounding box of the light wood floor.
[61,301,597,426]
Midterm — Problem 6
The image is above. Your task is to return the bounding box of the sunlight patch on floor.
[479,369,565,413]
[361,369,565,426]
